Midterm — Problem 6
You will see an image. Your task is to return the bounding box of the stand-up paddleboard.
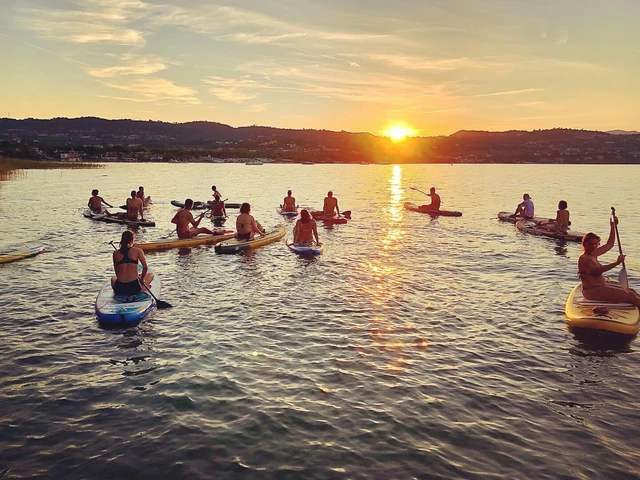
[497,211,553,224]
[171,200,242,210]
[95,267,160,327]
[0,246,45,265]
[565,283,640,335]
[215,225,286,254]
[277,207,299,217]
[287,242,323,256]
[404,202,462,217]
[516,220,583,242]
[84,209,155,227]
[135,231,234,251]
[310,211,348,224]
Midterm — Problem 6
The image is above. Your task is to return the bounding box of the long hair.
[582,232,600,251]
[240,202,251,214]
[300,209,311,223]
[119,230,135,253]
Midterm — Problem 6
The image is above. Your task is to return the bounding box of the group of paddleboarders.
[509,193,571,234]
[87,186,151,222]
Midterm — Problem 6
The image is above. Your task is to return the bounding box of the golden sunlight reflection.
[354,165,428,372]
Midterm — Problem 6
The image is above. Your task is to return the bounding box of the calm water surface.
[1,163,640,479]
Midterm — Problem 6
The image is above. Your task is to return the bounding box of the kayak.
[171,200,242,210]
[95,267,160,327]
[84,209,156,227]
[215,225,286,254]
[0,246,45,265]
[135,231,235,251]
[516,220,583,242]
[565,283,640,335]
[287,242,323,255]
[497,211,553,224]
[404,202,462,217]
[277,207,299,217]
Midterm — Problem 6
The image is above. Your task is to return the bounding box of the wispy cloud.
[87,54,170,78]
[475,88,544,97]
[204,76,271,103]
[103,78,200,105]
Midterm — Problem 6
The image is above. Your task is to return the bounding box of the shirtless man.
[137,186,151,207]
[171,198,215,239]
[282,190,297,212]
[126,190,145,221]
[323,191,341,217]
[420,187,441,211]
[578,216,640,307]
[88,189,113,214]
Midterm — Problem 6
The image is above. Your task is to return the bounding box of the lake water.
[1,163,639,479]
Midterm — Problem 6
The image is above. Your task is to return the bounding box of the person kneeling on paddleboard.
[510,193,534,219]
[578,217,640,308]
[420,187,441,211]
[111,230,153,296]
[293,209,321,246]
[236,203,266,240]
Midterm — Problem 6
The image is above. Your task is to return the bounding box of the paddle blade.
[619,265,629,292]
[156,299,173,309]
[342,210,352,219]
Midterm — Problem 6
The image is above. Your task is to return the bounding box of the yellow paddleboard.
[135,232,235,251]
[565,283,640,335]
[215,225,286,254]
[0,246,45,265]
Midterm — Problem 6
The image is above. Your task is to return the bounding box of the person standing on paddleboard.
[294,209,321,245]
[172,198,216,239]
[510,193,534,219]
[578,216,640,307]
[111,230,153,296]
[420,187,441,211]
[236,203,266,240]
[323,191,341,217]
[283,190,297,212]
[88,189,113,214]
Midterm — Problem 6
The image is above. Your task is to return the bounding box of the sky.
[0,0,639,136]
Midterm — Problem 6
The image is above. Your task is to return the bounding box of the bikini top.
[116,248,138,265]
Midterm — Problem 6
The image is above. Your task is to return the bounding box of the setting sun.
[382,125,416,142]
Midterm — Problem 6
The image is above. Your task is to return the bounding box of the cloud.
[204,76,270,103]
[247,104,270,113]
[103,77,200,105]
[475,88,544,97]
[87,54,169,78]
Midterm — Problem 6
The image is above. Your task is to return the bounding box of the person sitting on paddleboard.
[88,189,113,214]
[540,200,571,233]
[123,190,145,222]
[578,217,640,307]
[172,198,216,239]
[510,193,534,219]
[236,202,266,240]
[111,230,153,296]
[283,190,297,212]
[420,187,441,211]
[294,209,321,245]
[209,194,227,218]
[323,191,341,217]
[137,186,151,207]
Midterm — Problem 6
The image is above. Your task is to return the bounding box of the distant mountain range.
[1,117,639,164]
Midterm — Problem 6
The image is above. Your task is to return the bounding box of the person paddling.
[420,187,441,211]
[510,193,534,219]
[282,190,297,212]
[294,209,320,245]
[171,198,216,238]
[578,215,640,308]
[111,230,153,296]
[88,189,113,214]
[323,191,341,217]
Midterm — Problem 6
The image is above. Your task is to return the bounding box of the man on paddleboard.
[88,189,113,214]
[283,190,297,212]
[323,191,341,217]
[420,187,441,211]
[172,198,216,238]
[510,193,534,219]
[126,190,145,221]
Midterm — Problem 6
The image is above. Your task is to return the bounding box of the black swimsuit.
[113,249,142,295]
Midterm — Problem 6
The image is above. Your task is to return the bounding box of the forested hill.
[1,117,639,164]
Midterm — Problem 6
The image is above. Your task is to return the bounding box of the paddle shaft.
[411,186,443,204]
[611,207,626,266]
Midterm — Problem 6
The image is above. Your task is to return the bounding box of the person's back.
[173,208,194,238]
[126,191,144,221]
[557,209,570,232]
[323,191,339,216]
[212,200,226,217]
[283,190,296,212]
[88,194,103,213]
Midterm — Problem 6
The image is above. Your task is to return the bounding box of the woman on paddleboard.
[111,230,153,296]
[578,216,640,307]
[293,209,320,245]
[236,203,265,240]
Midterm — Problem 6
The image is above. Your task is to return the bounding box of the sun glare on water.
[382,125,416,142]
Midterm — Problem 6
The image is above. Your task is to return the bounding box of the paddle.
[410,186,443,205]
[109,241,173,309]
[611,207,629,291]
[161,229,176,239]
[342,210,352,219]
